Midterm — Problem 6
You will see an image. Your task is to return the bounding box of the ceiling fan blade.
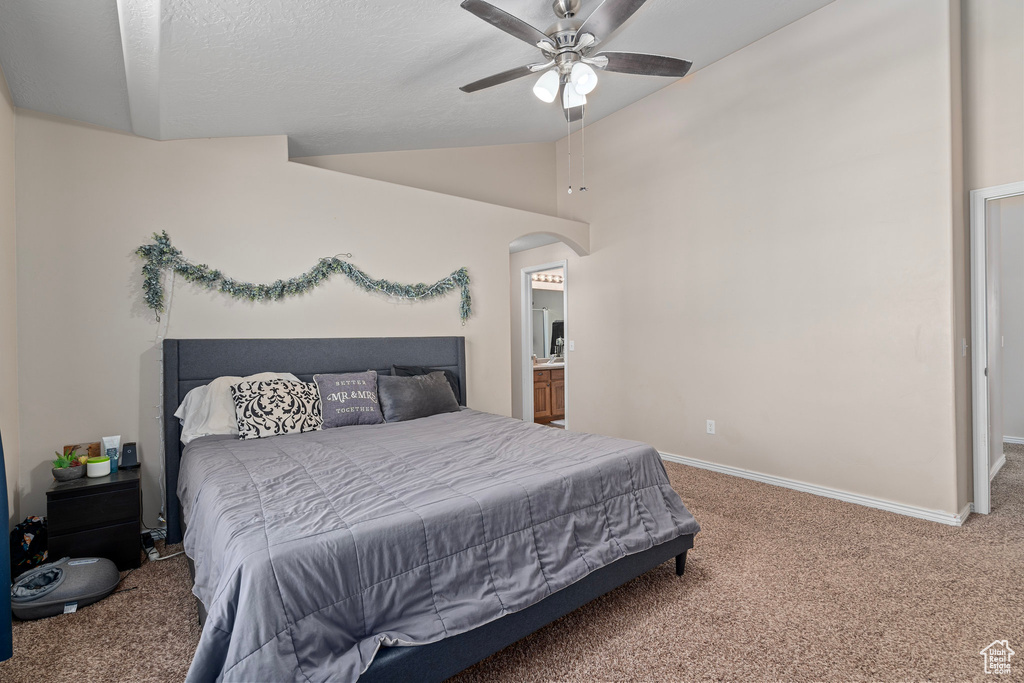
[576,0,649,43]
[594,51,692,77]
[460,0,551,47]
[460,64,536,93]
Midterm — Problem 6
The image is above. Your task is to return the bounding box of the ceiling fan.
[459,0,692,122]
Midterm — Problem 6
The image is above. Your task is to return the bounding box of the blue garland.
[136,231,472,323]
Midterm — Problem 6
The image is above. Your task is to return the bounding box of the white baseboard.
[957,502,973,525]
[990,454,1007,480]
[1002,435,1024,445]
[659,451,969,527]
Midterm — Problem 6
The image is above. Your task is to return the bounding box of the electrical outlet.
[706,419,716,435]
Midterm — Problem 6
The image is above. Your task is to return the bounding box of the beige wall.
[963,0,1024,192]
[294,142,558,217]
[0,65,18,528]
[13,111,586,524]
[553,0,964,513]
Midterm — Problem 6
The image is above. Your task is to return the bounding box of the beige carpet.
[1,450,1021,682]
[1,540,200,683]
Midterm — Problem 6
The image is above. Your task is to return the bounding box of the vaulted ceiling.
[0,0,834,157]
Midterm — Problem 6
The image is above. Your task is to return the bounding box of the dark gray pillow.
[377,371,460,423]
[313,371,384,428]
[391,365,461,404]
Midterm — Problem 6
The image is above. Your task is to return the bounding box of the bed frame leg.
[675,551,687,576]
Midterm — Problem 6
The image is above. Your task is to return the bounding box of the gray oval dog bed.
[11,557,120,620]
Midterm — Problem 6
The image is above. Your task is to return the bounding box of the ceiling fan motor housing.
[555,50,581,74]
[552,30,579,49]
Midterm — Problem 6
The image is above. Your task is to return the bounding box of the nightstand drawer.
[48,489,140,535]
[49,521,141,570]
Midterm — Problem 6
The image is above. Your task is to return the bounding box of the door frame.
[971,180,1024,514]
[520,260,568,427]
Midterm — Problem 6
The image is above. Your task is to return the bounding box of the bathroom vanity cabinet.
[533,367,564,424]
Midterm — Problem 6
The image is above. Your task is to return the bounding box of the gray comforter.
[178,409,699,682]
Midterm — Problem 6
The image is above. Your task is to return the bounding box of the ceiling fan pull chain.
[567,114,572,194]
[580,106,587,192]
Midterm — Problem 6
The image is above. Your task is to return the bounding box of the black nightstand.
[46,469,141,570]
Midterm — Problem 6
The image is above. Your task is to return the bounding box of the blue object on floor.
[0,428,12,661]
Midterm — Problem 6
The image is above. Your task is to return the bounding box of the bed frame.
[162,336,693,682]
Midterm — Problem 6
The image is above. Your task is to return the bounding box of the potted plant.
[52,446,87,482]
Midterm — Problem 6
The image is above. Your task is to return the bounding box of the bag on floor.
[10,557,120,621]
[9,516,47,580]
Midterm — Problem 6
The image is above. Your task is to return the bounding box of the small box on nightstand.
[46,468,141,570]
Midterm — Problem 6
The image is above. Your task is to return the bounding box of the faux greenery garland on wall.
[136,231,472,323]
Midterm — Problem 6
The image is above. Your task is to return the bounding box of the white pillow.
[175,372,299,444]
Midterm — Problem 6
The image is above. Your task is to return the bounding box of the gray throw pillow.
[313,371,384,428]
[391,365,461,404]
[377,371,460,423]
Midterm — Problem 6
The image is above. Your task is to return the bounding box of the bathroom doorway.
[971,181,1024,514]
[521,261,568,428]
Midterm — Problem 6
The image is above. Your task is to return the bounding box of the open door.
[971,181,1024,514]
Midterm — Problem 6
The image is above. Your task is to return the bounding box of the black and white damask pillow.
[230,379,323,440]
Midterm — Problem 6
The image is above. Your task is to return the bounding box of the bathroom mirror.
[532,309,550,359]
[530,267,564,359]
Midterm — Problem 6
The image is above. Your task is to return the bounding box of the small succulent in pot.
[52,446,86,482]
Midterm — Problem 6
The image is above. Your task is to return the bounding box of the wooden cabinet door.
[534,370,551,421]
[551,377,565,419]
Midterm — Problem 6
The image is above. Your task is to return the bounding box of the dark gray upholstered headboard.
[162,336,467,544]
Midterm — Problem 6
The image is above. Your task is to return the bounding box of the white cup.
[87,459,111,478]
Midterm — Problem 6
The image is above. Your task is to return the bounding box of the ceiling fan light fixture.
[562,81,587,109]
[533,69,560,103]
[570,62,598,95]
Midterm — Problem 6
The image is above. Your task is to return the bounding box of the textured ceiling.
[0,0,131,131]
[0,0,835,157]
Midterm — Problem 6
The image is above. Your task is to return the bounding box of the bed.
[163,337,699,682]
